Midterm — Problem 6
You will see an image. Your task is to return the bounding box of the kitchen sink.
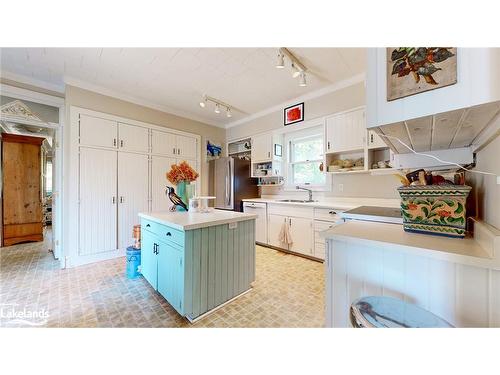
[276,199,317,203]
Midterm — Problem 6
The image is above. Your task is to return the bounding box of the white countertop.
[242,197,401,210]
[139,210,257,231]
[322,220,500,269]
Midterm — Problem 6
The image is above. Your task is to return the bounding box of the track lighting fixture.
[299,71,307,87]
[199,95,235,118]
[275,48,309,87]
[276,52,285,68]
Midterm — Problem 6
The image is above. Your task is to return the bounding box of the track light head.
[276,51,285,69]
[226,108,232,118]
[214,103,221,114]
[291,63,301,78]
[199,100,206,108]
[299,72,307,87]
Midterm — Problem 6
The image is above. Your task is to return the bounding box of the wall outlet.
[338,184,344,192]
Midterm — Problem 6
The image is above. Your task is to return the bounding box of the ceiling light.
[291,63,301,78]
[299,72,307,87]
[226,108,232,118]
[214,103,221,114]
[276,51,285,69]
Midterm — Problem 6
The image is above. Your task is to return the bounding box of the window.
[286,126,326,188]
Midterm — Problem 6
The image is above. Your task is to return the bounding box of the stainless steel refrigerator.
[208,157,260,212]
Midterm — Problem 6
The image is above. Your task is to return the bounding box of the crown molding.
[225,72,366,129]
[64,76,225,128]
[0,70,65,94]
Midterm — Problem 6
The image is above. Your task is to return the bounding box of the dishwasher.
[243,202,267,245]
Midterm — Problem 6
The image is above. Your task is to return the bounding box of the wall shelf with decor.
[251,160,282,178]
[228,138,252,160]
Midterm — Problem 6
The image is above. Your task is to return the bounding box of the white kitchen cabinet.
[243,202,268,244]
[118,123,149,153]
[251,133,273,162]
[152,130,177,157]
[325,107,366,153]
[288,216,313,256]
[151,155,176,210]
[367,129,386,149]
[176,134,197,160]
[79,115,118,149]
[117,152,150,249]
[151,130,198,159]
[78,147,118,255]
[267,214,288,248]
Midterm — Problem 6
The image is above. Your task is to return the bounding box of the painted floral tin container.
[397,185,472,238]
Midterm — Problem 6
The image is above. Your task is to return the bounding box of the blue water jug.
[126,246,141,279]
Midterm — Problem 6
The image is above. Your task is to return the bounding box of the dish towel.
[278,219,293,246]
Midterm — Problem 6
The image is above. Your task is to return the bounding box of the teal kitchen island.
[138,210,257,322]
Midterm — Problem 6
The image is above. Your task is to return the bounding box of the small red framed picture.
[284,102,304,126]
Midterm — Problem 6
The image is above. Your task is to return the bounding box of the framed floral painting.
[284,102,304,126]
[387,47,457,101]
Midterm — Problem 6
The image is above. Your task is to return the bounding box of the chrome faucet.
[296,186,313,202]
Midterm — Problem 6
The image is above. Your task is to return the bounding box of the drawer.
[141,218,185,246]
[243,201,267,209]
[314,207,344,222]
[268,204,313,218]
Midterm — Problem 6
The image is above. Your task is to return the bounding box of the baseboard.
[257,242,324,263]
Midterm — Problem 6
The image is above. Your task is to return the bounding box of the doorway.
[0,84,64,267]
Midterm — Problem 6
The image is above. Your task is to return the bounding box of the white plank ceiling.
[378,100,500,153]
[0,48,366,127]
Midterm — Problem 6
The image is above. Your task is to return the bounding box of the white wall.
[227,81,401,199]
[469,131,500,230]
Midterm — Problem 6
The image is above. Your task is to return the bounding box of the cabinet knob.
[166,232,172,236]
[146,224,151,227]
[329,211,336,215]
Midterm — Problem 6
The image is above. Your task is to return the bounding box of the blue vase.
[176,181,189,211]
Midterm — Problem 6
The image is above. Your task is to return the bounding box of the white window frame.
[283,124,330,191]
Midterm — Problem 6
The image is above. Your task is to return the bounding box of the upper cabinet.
[366,48,500,154]
[151,130,197,159]
[251,132,282,162]
[80,115,118,148]
[325,107,366,153]
[118,123,149,153]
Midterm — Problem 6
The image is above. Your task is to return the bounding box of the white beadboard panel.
[328,239,500,327]
[79,147,117,255]
[176,134,197,160]
[117,152,149,249]
[432,109,463,150]
[455,264,489,327]
[403,254,429,309]
[151,155,176,211]
[428,259,456,326]
[451,101,500,148]
[405,116,432,152]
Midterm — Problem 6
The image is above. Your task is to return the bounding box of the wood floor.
[0,234,325,328]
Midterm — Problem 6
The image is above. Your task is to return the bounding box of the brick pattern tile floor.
[0,232,325,328]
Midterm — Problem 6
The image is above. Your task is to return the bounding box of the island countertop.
[139,209,257,231]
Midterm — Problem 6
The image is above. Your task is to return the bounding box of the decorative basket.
[397,185,472,238]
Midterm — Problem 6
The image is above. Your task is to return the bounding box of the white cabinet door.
[151,155,177,211]
[367,129,387,149]
[79,115,117,148]
[268,214,288,249]
[176,135,197,160]
[326,108,366,153]
[118,123,149,153]
[79,147,117,255]
[252,133,272,161]
[151,129,176,157]
[117,152,150,249]
[289,216,313,255]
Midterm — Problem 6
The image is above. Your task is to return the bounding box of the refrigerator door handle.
[226,159,232,206]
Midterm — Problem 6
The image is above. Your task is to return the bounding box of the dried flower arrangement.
[166,161,199,185]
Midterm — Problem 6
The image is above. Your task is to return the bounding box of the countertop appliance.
[243,202,267,244]
[208,157,259,212]
[341,206,403,224]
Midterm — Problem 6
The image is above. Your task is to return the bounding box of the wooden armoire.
[1,133,44,246]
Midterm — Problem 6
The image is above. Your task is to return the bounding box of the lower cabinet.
[141,227,185,315]
[267,214,313,256]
